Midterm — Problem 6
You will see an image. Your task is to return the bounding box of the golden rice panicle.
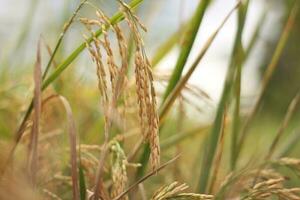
[252,178,284,190]
[109,140,129,200]
[119,0,160,170]
[79,17,101,27]
[151,182,188,200]
[278,157,300,167]
[113,24,127,67]
[81,8,129,112]
[243,177,300,200]
[96,10,119,92]
[113,23,129,102]
[82,31,108,104]
[151,182,214,200]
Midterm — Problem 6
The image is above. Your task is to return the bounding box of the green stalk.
[198,0,247,193]
[230,0,249,171]
[162,0,211,101]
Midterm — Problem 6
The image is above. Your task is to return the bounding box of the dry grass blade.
[159,1,240,122]
[27,39,42,186]
[41,36,58,68]
[113,155,180,200]
[59,96,80,200]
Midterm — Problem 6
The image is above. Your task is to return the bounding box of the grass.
[0,0,300,199]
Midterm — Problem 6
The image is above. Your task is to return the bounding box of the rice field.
[0,0,300,199]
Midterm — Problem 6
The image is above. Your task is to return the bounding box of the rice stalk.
[230,0,249,170]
